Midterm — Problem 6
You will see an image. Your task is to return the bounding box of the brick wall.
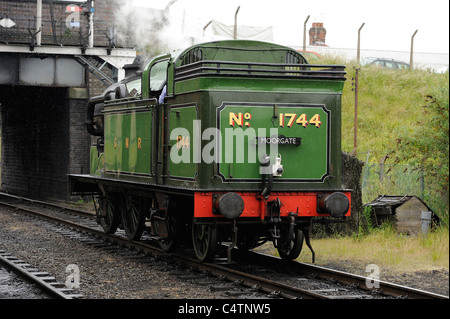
[309,22,327,46]
[0,85,89,199]
[0,0,126,47]
[67,87,90,178]
[0,1,122,200]
[87,64,115,97]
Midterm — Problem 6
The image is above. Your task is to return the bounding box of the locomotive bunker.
[69,40,351,262]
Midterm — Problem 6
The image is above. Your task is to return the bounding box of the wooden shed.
[364,195,439,234]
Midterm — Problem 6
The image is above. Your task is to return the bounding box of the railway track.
[0,192,447,300]
[0,249,82,299]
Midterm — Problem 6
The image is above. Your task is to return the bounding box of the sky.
[130,0,449,55]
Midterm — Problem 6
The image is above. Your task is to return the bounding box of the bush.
[394,74,449,225]
[316,53,449,230]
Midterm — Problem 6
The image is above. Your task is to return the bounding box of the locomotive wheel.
[277,228,304,260]
[152,215,177,252]
[122,195,146,240]
[192,223,217,261]
[98,195,121,234]
[152,198,185,252]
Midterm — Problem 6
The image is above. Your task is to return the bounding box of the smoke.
[113,0,193,62]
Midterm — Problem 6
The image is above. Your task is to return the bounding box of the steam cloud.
[113,0,194,62]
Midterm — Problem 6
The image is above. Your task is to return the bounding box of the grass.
[318,55,448,160]
[295,225,449,273]
[0,54,446,274]
[291,55,450,273]
[321,55,449,221]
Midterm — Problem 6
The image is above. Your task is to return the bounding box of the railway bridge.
[0,0,136,199]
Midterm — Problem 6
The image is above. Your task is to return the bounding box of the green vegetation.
[297,223,449,272]
[284,55,449,272]
[394,81,449,226]
[319,55,449,225]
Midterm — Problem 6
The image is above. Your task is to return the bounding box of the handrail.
[174,60,346,82]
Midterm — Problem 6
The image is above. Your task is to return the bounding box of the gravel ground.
[321,260,449,297]
[0,208,221,299]
[0,266,49,299]
[1,207,448,299]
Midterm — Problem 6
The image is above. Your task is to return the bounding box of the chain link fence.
[356,151,424,205]
[313,152,427,237]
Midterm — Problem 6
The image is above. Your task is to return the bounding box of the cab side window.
[149,60,169,102]
[126,78,141,97]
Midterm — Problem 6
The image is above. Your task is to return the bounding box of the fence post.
[351,67,360,155]
[36,0,42,46]
[361,151,371,189]
[303,15,310,53]
[379,154,389,181]
[357,23,365,66]
[410,30,418,69]
[234,6,240,40]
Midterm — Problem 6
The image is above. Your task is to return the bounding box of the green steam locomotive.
[69,40,351,262]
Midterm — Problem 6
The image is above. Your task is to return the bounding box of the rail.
[0,250,82,299]
[0,192,447,300]
[0,194,321,299]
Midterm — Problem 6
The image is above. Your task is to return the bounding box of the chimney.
[309,22,326,46]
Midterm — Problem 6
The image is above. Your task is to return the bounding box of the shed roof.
[364,195,434,213]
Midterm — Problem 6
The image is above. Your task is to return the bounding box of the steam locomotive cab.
[69,40,351,262]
